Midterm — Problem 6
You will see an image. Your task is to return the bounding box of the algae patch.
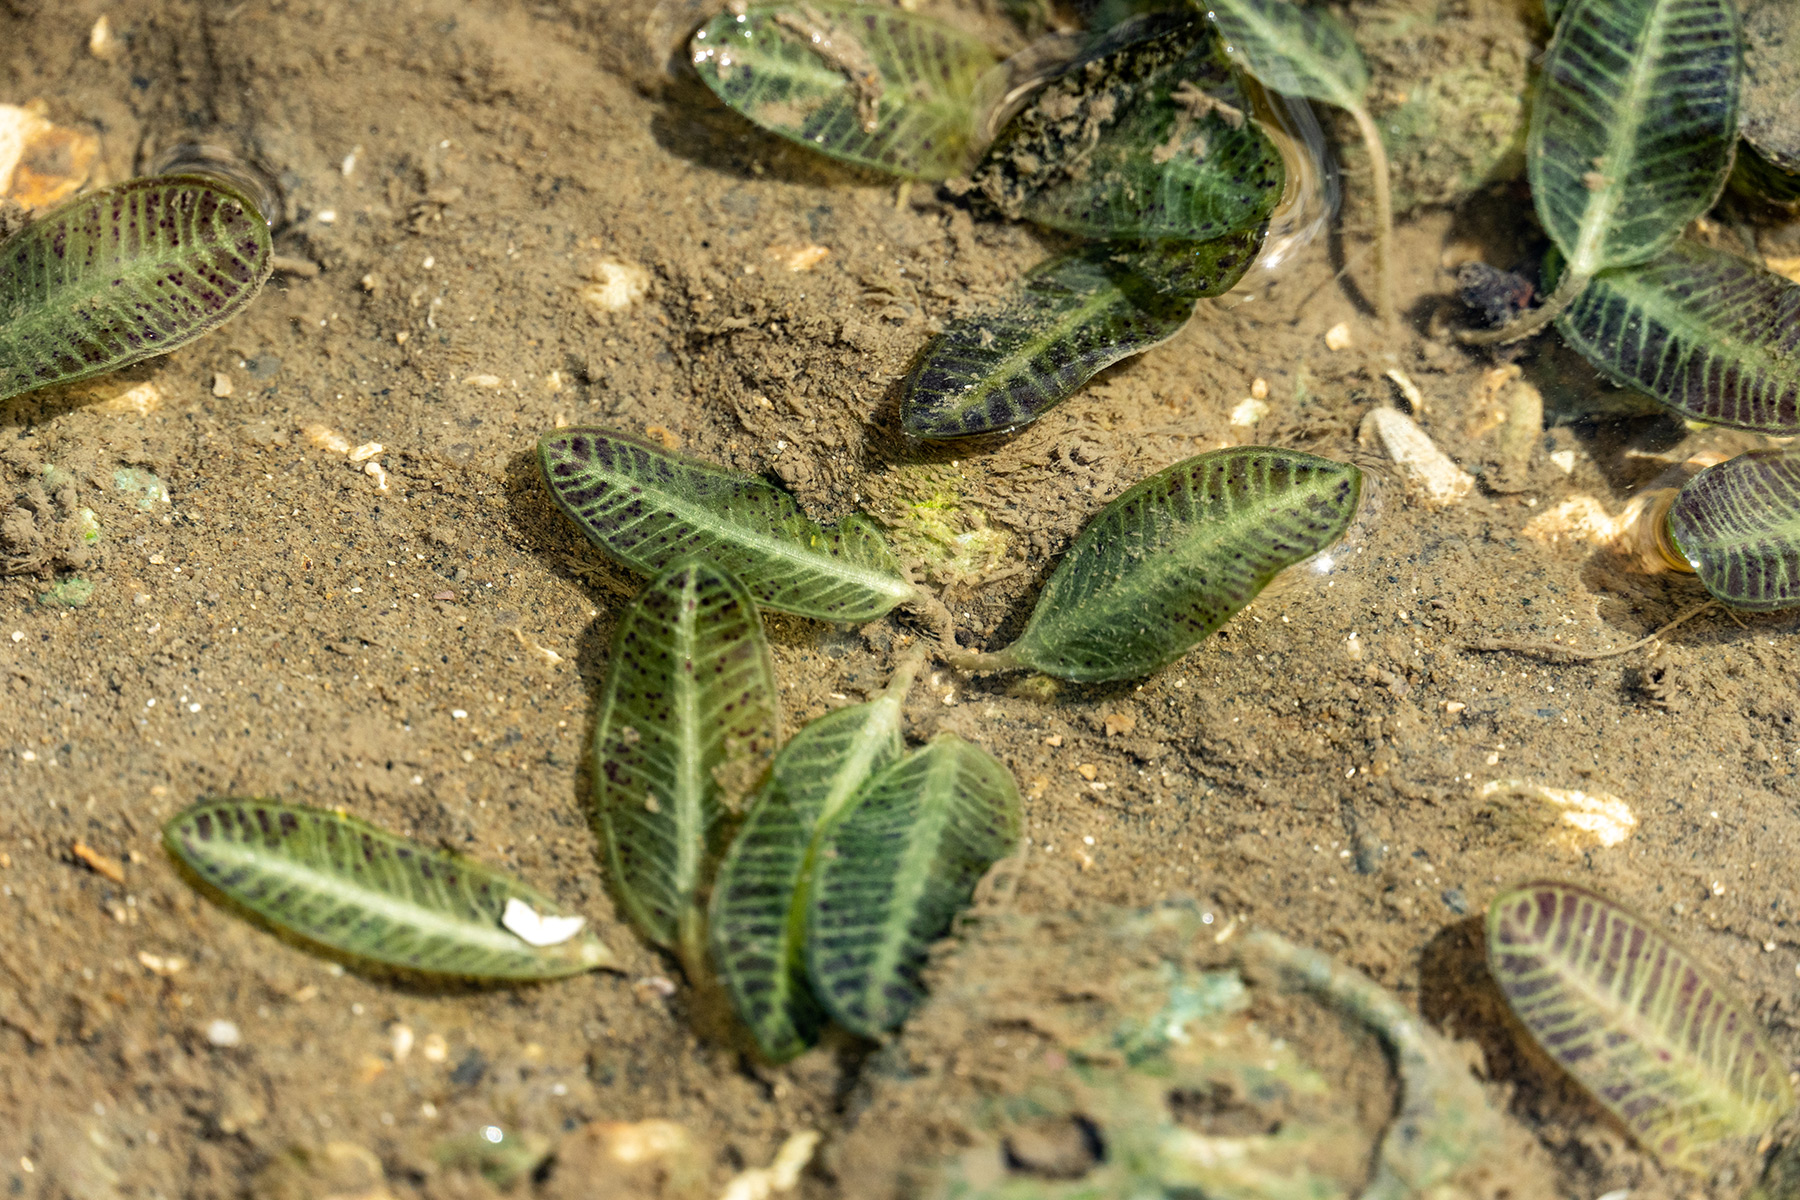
[865,467,1011,587]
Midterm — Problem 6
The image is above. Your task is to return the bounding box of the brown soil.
[3,2,1798,1198]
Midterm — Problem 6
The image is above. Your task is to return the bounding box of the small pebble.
[211,373,233,398]
[206,1019,241,1048]
[1076,763,1098,781]
[1323,322,1351,351]
[1250,377,1268,400]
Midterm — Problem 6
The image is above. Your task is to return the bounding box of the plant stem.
[941,645,1021,674]
[1459,267,1589,346]
[1349,104,1395,328]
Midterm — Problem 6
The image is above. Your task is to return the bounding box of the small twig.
[1347,105,1395,328]
[1462,600,1719,663]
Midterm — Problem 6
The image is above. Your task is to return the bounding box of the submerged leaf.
[709,651,920,1060]
[1487,881,1795,1171]
[808,735,1020,1036]
[165,800,616,979]
[973,17,1284,241]
[903,235,1258,440]
[539,428,916,621]
[0,176,273,403]
[983,447,1360,682]
[1552,240,1800,434]
[690,2,997,180]
[1528,0,1739,278]
[1668,449,1800,609]
[1200,0,1369,112]
[594,561,781,960]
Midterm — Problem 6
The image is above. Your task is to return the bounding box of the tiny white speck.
[482,1126,504,1144]
[422,255,435,269]
[146,698,156,708]
[316,210,337,223]
[188,703,201,713]
[452,710,468,720]
[205,1019,241,1048]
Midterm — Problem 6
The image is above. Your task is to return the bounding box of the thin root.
[1462,600,1719,663]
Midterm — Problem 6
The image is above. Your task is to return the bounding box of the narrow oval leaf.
[1487,881,1795,1171]
[0,176,273,403]
[594,561,781,957]
[993,447,1360,682]
[903,237,1255,440]
[1201,0,1369,112]
[1528,0,1739,277]
[709,654,919,1060]
[690,2,997,181]
[807,735,1020,1037]
[1553,240,1800,434]
[1668,449,1800,609]
[972,18,1284,241]
[539,428,916,621]
[164,800,616,979]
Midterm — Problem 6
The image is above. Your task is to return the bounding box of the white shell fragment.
[1228,397,1268,427]
[501,897,587,947]
[1358,407,1475,509]
[1477,779,1637,848]
[580,258,651,316]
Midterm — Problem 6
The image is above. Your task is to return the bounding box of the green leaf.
[164,799,616,980]
[985,446,1360,682]
[1552,239,1800,434]
[807,735,1020,1036]
[0,176,273,403]
[1668,449,1800,609]
[594,561,782,962]
[1487,881,1795,1172]
[709,651,921,1060]
[1199,0,1369,112]
[539,428,916,621]
[902,236,1258,440]
[1528,0,1740,278]
[689,2,997,181]
[972,17,1285,241]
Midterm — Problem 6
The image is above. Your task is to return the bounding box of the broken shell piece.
[1358,407,1475,509]
[86,380,163,415]
[543,1119,703,1200]
[1477,779,1637,848]
[0,104,98,209]
[766,242,830,272]
[501,897,587,948]
[720,1130,820,1200]
[579,258,651,316]
[304,424,352,455]
[347,441,383,463]
[1228,397,1268,427]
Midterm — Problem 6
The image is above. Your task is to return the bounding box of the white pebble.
[1359,407,1474,510]
[205,1019,241,1048]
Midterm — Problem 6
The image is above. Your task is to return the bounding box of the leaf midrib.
[938,279,1128,417]
[1549,937,1770,1125]
[1579,258,1796,400]
[1567,0,1671,274]
[1025,478,1338,644]
[573,451,915,604]
[862,749,956,1016]
[195,834,541,961]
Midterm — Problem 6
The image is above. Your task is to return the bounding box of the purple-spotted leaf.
[0,176,273,403]
[539,428,915,621]
[165,800,616,979]
[594,560,782,971]
[1668,449,1800,610]
[1487,881,1794,1172]
[1552,240,1800,435]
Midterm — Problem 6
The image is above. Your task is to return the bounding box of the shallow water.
[2,1,1798,1198]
